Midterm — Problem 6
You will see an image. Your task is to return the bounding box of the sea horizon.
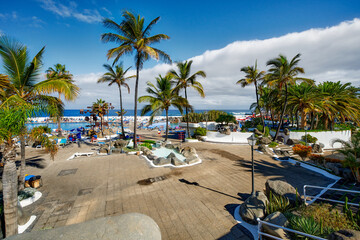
[34,109,252,117]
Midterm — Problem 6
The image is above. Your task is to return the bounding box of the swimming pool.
[26,122,87,131]
[152,147,186,161]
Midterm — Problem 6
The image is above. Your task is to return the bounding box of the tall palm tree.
[237,61,266,132]
[101,11,171,148]
[46,63,79,137]
[0,74,10,101]
[92,99,109,136]
[0,36,71,191]
[266,53,311,140]
[168,60,206,138]
[97,63,135,138]
[0,104,33,237]
[138,75,191,141]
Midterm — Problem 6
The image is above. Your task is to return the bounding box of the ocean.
[40,109,252,117]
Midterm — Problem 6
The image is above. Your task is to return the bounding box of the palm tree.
[0,104,33,237]
[138,75,191,141]
[92,99,109,136]
[98,63,135,138]
[46,64,79,137]
[265,53,311,140]
[287,82,317,129]
[0,74,10,102]
[101,11,171,148]
[0,36,72,191]
[332,132,360,182]
[237,61,266,132]
[168,60,206,138]
[317,81,360,130]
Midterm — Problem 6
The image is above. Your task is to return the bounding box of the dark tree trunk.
[133,53,141,148]
[273,84,288,141]
[119,86,125,139]
[184,87,190,139]
[165,109,169,141]
[295,110,299,130]
[2,144,18,237]
[271,110,275,128]
[18,134,26,191]
[254,81,265,133]
[310,112,315,130]
[57,94,62,137]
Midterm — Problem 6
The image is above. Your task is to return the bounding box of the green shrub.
[140,142,153,150]
[256,125,270,137]
[181,110,227,123]
[194,127,207,136]
[256,124,263,132]
[268,141,278,148]
[287,214,330,239]
[142,140,156,144]
[301,134,318,144]
[215,114,237,125]
[265,191,291,215]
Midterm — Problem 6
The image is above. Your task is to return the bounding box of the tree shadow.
[178,178,241,201]
[16,155,47,169]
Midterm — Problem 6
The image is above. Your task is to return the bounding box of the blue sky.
[1,0,360,109]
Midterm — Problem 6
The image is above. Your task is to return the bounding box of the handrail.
[257,218,327,240]
[303,185,360,206]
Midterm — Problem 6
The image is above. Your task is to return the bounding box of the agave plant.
[332,132,360,182]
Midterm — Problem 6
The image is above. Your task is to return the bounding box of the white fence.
[289,130,351,149]
[205,131,252,144]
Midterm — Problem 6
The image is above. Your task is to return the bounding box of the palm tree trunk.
[310,112,315,130]
[300,109,306,129]
[271,110,275,128]
[295,110,299,130]
[133,53,141,149]
[2,144,18,237]
[273,84,288,141]
[184,87,190,139]
[18,134,26,191]
[119,86,125,139]
[165,109,169,141]
[57,94,62,137]
[254,81,265,133]
[100,116,103,136]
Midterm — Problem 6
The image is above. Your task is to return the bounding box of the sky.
[0,0,360,110]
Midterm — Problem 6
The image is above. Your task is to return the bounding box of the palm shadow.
[178,178,241,201]
[16,155,47,169]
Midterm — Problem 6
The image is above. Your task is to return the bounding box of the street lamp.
[247,134,257,195]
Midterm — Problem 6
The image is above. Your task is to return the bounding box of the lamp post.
[247,134,257,195]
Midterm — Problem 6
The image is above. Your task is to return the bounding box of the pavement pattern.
[20,139,336,240]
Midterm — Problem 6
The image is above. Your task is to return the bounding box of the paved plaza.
[21,140,335,240]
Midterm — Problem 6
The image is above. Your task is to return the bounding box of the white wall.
[205,131,253,144]
[179,122,219,136]
[289,130,351,149]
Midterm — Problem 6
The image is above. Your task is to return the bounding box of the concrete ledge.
[7,213,161,240]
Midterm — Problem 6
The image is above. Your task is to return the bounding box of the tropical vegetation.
[168,60,206,138]
[91,99,109,136]
[97,63,135,138]
[138,75,191,141]
[101,10,171,148]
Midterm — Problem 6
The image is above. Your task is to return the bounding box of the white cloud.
[38,0,102,23]
[66,18,360,110]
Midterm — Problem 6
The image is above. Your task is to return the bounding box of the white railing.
[257,218,327,240]
[303,185,360,206]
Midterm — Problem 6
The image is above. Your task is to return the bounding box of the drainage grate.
[58,168,78,176]
[78,188,93,196]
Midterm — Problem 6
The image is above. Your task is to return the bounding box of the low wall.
[205,131,253,144]
[289,130,351,149]
[179,122,218,136]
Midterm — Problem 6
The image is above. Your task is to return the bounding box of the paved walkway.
[22,142,336,240]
